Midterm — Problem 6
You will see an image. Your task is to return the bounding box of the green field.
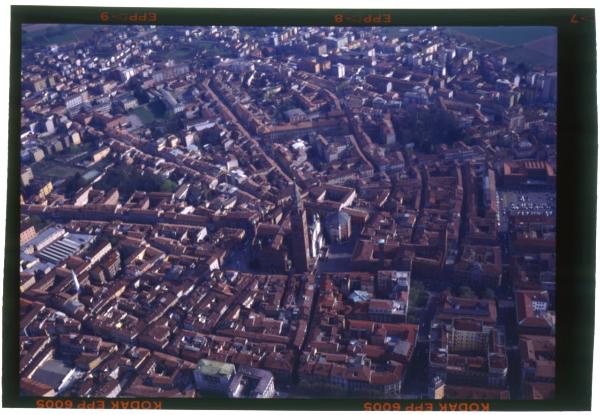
[447,26,556,68]
[154,40,234,61]
[163,48,197,60]
[449,26,556,46]
[22,24,95,47]
[31,160,85,179]
[192,40,236,58]
[501,45,556,68]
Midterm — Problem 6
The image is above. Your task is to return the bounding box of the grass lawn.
[31,160,84,179]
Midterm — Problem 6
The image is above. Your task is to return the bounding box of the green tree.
[201,127,222,145]
[95,166,178,200]
[28,215,44,230]
[457,285,477,299]
[515,62,530,76]
[159,179,178,193]
[397,106,468,153]
[64,172,85,198]
[166,115,185,134]
[409,280,429,308]
[336,81,354,96]
[482,288,496,299]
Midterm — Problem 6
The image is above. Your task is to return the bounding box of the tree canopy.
[453,285,478,299]
[95,165,177,200]
[64,172,85,198]
[409,280,429,308]
[396,106,468,153]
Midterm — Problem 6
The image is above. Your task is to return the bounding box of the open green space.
[22,24,95,47]
[153,40,234,61]
[449,26,556,47]
[500,45,556,68]
[159,47,197,61]
[31,160,85,179]
[446,26,557,68]
[191,40,236,58]
[63,142,94,157]
[131,105,160,124]
[396,106,469,153]
[95,165,178,201]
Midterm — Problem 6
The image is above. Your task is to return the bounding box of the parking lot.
[497,191,556,232]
